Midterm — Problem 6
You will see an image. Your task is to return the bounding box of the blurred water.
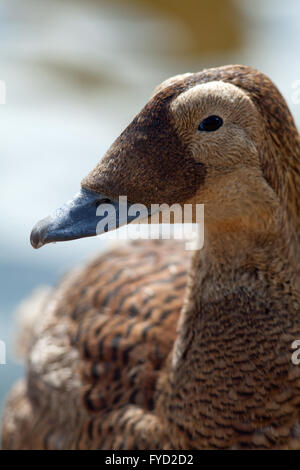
[1,0,300,418]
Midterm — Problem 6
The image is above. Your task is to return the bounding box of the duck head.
[30,65,300,249]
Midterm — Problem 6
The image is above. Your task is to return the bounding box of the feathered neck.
[157,171,300,449]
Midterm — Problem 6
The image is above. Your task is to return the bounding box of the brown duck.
[2,65,300,450]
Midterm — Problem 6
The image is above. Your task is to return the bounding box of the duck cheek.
[151,156,207,205]
[81,93,207,207]
[82,154,207,208]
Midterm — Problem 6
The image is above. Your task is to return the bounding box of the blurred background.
[1,0,300,421]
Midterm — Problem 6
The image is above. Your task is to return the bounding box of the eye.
[198,115,223,132]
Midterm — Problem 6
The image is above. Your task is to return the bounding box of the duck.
[2,64,300,450]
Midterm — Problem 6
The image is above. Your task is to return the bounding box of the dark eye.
[198,115,223,132]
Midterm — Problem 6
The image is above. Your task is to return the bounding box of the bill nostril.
[94,198,112,208]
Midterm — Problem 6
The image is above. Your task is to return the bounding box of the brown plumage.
[2,65,300,449]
